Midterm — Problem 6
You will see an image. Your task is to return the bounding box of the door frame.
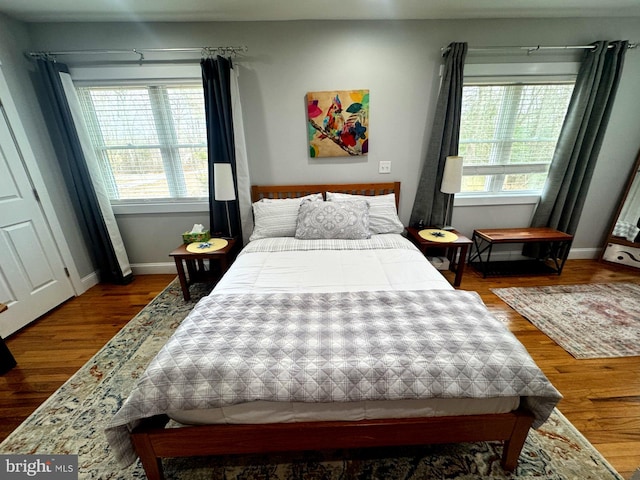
[0,62,84,295]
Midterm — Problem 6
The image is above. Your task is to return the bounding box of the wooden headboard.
[251,182,401,209]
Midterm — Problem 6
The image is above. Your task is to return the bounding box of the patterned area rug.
[0,280,623,479]
[493,282,640,359]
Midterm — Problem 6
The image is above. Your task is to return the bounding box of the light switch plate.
[379,161,391,174]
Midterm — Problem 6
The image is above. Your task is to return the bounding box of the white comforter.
[214,234,453,294]
[106,233,561,466]
[168,234,517,426]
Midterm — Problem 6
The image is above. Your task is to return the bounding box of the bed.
[106,182,561,480]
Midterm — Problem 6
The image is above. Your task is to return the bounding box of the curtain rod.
[442,43,637,56]
[28,46,248,62]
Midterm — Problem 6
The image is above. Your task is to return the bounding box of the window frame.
[70,65,208,215]
[457,62,579,202]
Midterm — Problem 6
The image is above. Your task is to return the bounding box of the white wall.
[18,17,640,268]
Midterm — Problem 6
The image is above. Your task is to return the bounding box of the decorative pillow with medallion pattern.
[295,199,371,240]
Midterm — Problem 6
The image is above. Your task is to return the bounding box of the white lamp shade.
[213,163,236,201]
[440,156,463,194]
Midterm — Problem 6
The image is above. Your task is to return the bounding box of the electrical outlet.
[378,161,391,174]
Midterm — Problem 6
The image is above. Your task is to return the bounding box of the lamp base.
[224,201,233,239]
[436,224,456,231]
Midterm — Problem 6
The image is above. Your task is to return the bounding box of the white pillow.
[249,193,322,242]
[260,193,322,203]
[326,192,404,234]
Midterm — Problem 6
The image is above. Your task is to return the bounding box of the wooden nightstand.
[406,227,472,287]
[170,238,238,301]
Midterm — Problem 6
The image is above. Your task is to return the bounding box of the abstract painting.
[307,89,369,157]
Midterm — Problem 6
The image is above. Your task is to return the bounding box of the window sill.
[455,194,540,207]
[112,201,208,215]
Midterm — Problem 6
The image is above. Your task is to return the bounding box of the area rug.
[0,280,623,479]
[492,282,640,359]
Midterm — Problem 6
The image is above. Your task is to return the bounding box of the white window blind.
[459,82,574,194]
[77,84,207,201]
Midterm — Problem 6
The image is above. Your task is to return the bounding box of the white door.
[0,100,74,337]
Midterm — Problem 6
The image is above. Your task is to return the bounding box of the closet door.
[0,87,74,338]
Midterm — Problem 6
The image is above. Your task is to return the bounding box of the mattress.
[169,234,520,424]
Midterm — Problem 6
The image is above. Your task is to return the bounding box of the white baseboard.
[77,265,177,290]
[80,271,100,293]
[567,248,601,260]
[471,247,600,262]
[128,249,601,277]
[130,262,177,275]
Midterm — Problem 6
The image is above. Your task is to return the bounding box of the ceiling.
[1,0,640,23]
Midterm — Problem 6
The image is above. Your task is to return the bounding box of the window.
[459,81,574,195]
[77,84,207,202]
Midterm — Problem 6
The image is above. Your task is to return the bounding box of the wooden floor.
[0,261,639,478]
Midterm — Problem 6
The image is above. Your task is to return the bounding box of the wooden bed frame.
[130,182,536,480]
[250,181,401,208]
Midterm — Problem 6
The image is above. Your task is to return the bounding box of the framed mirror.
[601,149,640,268]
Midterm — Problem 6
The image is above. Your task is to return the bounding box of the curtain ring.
[132,48,144,65]
[526,45,541,56]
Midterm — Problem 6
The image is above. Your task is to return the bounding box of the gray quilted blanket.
[106,289,561,465]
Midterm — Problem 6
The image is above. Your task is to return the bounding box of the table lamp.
[213,163,236,238]
[439,155,463,230]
